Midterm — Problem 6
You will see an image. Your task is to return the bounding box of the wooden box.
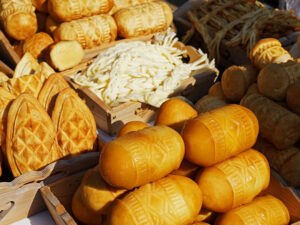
[173,0,300,68]
[61,41,218,136]
[0,152,99,225]
[40,169,300,225]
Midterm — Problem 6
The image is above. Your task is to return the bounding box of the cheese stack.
[202,37,300,189]
[0,69,98,177]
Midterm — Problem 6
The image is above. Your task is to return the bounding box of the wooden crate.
[0,152,99,225]
[173,0,300,68]
[61,41,218,136]
[40,170,300,225]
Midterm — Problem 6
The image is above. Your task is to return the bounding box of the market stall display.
[0,0,299,224]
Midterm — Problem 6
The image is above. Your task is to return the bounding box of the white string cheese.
[71,30,215,108]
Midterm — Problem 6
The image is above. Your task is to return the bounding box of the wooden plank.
[41,186,77,225]
[0,29,20,68]
[0,182,46,225]
[0,152,99,224]
[0,60,13,76]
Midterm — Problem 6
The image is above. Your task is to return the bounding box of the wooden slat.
[0,60,13,76]
[0,183,46,225]
[40,186,77,225]
[0,29,20,68]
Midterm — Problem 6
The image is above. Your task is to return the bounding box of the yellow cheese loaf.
[155,98,198,132]
[23,32,54,59]
[48,0,113,22]
[0,0,37,40]
[208,81,226,100]
[215,195,290,225]
[109,0,154,15]
[182,104,259,166]
[196,149,270,212]
[72,167,126,225]
[110,175,202,225]
[117,121,149,137]
[53,14,117,49]
[114,1,173,38]
[99,125,185,189]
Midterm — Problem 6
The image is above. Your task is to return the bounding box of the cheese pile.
[71,30,215,107]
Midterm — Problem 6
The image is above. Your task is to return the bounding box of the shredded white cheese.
[71,30,215,108]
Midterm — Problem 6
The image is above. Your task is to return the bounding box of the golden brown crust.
[39,62,55,78]
[208,82,226,100]
[250,38,282,61]
[215,195,290,225]
[250,38,292,69]
[240,92,300,149]
[221,64,257,102]
[194,95,227,113]
[0,0,37,40]
[23,32,54,59]
[71,189,103,225]
[114,1,173,38]
[5,93,61,177]
[13,52,40,78]
[37,73,70,114]
[99,126,185,189]
[72,166,126,225]
[182,104,259,167]
[0,88,15,148]
[0,73,46,98]
[48,40,84,71]
[196,149,270,213]
[117,121,149,137]
[0,72,9,82]
[48,0,113,22]
[53,14,117,49]
[110,175,202,225]
[286,82,300,114]
[155,98,198,132]
[257,61,300,101]
[51,87,97,157]
[31,0,48,13]
[255,137,300,187]
[109,0,154,15]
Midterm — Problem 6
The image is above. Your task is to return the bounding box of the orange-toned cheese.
[215,195,290,225]
[110,175,202,225]
[196,149,270,212]
[182,104,259,166]
[99,125,185,189]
